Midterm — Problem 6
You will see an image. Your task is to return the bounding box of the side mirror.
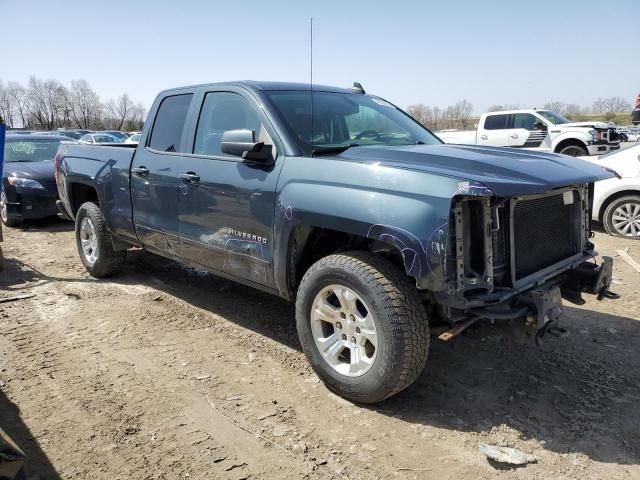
[220,129,273,163]
[533,121,547,130]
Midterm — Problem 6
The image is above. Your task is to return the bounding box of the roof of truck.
[159,80,357,96]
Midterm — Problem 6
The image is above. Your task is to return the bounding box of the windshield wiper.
[312,143,359,156]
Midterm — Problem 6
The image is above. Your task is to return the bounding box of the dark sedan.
[1,135,74,227]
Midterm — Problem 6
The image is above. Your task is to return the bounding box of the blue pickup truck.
[55,81,617,403]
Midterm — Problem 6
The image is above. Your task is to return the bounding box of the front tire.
[295,251,429,403]
[75,202,126,277]
[1,190,23,227]
[558,144,588,157]
[603,195,640,238]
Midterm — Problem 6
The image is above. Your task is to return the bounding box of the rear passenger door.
[131,93,194,256]
[176,87,284,288]
[478,114,511,147]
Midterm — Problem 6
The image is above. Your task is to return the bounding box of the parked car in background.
[55,129,91,140]
[96,130,129,142]
[124,133,141,144]
[127,131,142,137]
[437,109,620,156]
[1,135,75,227]
[626,129,640,142]
[56,80,617,403]
[582,145,640,238]
[79,133,123,144]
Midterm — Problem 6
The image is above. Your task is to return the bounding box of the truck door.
[509,113,549,150]
[130,93,193,256]
[176,88,284,288]
[478,113,511,146]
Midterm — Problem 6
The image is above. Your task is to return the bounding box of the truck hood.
[557,121,611,129]
[339,144,615,196]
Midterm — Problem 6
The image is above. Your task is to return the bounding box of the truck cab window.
[194,92,264,157]
[513,113,538,130]
[483,114,510,130]
[148,94,193,152]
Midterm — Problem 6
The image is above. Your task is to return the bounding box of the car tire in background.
[0,190,23,228]
[75,201,126,277]
[295,251,430,403]
[558,144,588,157]
[603,195,640,239]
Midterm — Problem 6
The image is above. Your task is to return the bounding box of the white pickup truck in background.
[437,109,621,156]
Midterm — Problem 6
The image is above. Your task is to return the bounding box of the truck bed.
[56,142,138,241]
[435,129,477,144]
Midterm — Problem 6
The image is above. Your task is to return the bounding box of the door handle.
[480,135,488,140]
[510,134,518,139]
[132,166,149,177]
[179,172,200,183]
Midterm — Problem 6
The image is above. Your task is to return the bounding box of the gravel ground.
[0,220,639,480]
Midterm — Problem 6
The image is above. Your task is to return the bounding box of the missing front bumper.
[439,257,618,342]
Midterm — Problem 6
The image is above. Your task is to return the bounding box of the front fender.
[551,131,591,151]
[272,156,493,297]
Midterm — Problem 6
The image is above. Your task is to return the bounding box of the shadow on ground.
[0,391,60,479]
[114,250,640,466]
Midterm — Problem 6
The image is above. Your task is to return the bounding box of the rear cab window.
[148,94,193,153]
[483,114,510,130]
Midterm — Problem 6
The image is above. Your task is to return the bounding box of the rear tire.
[75,202,126,277]
[558,144,588,157]
[295,251,429,403]
[603,195,640,239]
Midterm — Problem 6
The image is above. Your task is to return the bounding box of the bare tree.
[7,81,29,128]
[603,96,631,113]
[67,79,101,129]
[487,103,520,112]
[454,99,473,129]
[26,76,67,129]
[563,103,585,120]
[543,101,566,113]
[0,81,14,127]
[106,93,135,130]
[406,104,430,126]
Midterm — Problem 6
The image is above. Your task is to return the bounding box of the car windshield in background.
[95,134,122,143]
[3,139,64,162]
[265,91,441,155]
[537,110,571,125]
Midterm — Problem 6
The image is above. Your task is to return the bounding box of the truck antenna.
[310,17,314,146]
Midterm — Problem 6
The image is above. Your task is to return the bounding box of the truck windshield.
[536,110,571,125]
[265,91,441,155]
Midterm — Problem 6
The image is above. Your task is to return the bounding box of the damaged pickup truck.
[55,81,618,403]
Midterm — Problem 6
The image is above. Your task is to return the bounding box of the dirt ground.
[1,220,639,480]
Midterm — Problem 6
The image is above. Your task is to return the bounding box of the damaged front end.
[435,182,617,342]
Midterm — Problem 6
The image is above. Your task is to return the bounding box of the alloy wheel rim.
[310,284,378,377]
[612,202,640,237]
[80,217,99,264]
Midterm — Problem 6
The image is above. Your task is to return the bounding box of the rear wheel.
[295,251,429,403]
[75,202,126,277]
[603,195,640,238]
[558,144,588,157]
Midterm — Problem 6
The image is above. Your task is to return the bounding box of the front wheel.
[295,251,430,403]
[1,190,23,227]
[75,202,126,277]
[558,144,588,157]
[603,195,640,238]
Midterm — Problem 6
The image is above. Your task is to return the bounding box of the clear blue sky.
[2,0,638,113]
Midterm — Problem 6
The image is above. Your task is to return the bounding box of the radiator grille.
[513,191,581,280]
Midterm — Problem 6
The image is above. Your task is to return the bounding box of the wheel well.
[599,190,640,221]
[288,226,404,292]
[554,138,587,154]
[70,183,98,216]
